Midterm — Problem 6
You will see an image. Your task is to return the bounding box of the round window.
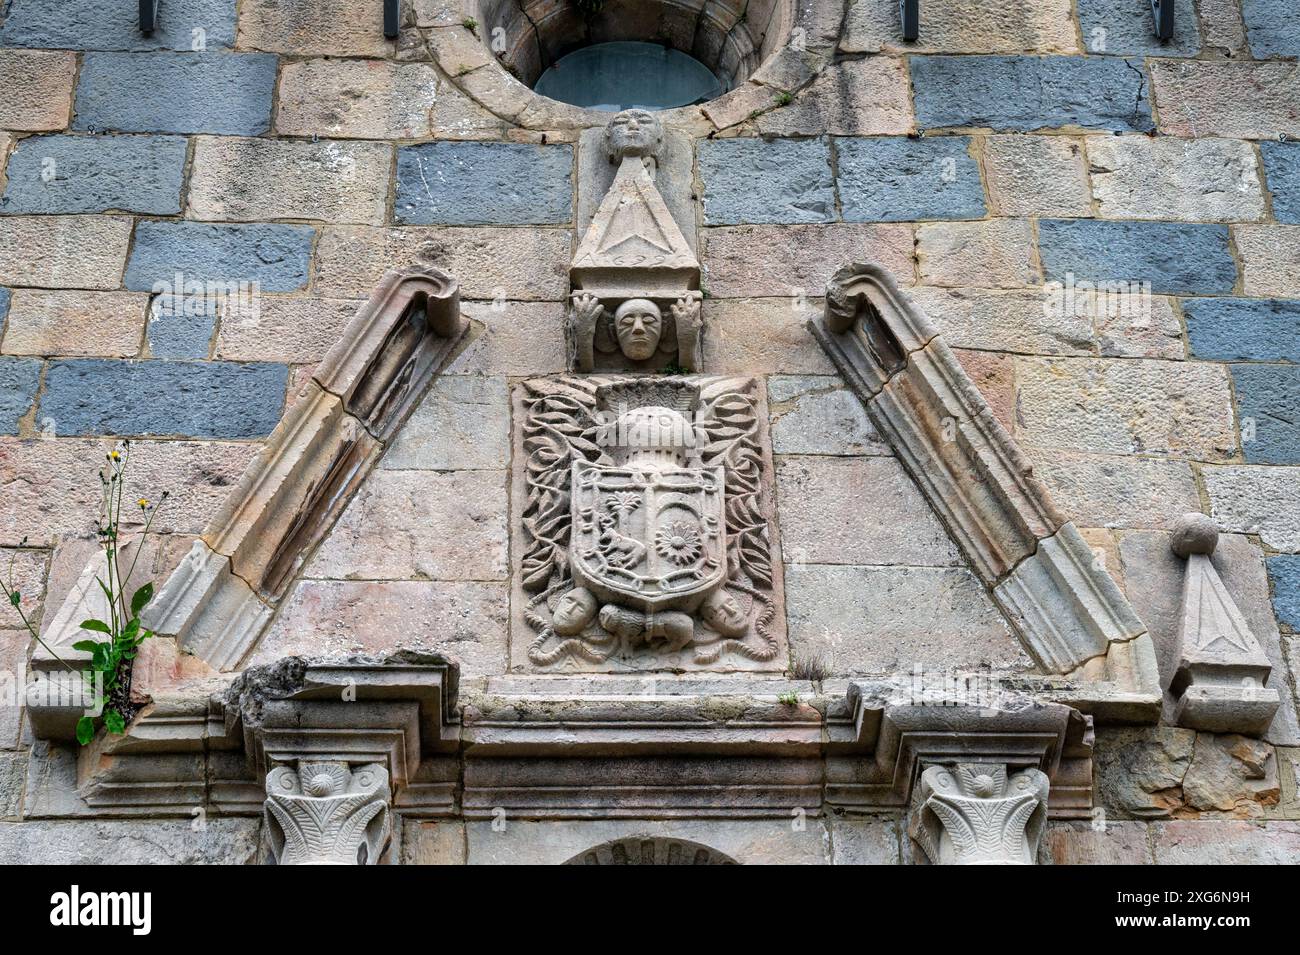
[533,41,723,111]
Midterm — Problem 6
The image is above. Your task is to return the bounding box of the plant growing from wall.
[1,441,167,745]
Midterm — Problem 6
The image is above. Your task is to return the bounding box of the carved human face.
[614,299,663,361]
[606,109,663,162]
[553,587,598,635]
[700,590,747,637]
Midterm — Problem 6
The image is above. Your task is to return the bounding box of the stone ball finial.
[1171,512,1219,558]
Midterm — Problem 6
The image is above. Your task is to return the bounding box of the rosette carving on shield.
[511,375,787,671]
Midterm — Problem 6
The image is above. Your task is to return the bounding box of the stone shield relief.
[510,374,787,671]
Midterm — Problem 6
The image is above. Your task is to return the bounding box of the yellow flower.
[110,450,121,461]
[137,498,149,509]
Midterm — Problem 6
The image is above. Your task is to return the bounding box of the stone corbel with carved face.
[569,292,703,372]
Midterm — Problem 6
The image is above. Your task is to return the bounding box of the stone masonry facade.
[0,0,1299,864]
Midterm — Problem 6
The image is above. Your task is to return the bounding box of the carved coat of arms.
[512,375,786,671]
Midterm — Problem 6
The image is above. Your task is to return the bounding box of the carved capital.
[265,761,392,865]
[910,763,1049,865]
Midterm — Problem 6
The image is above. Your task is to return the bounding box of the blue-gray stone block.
[911,56,1154,133]
[125,222,314,293]
[1038,219,1236,295]
[1076,0,1200,56]
[1261,141,1300,224]
[147,295,216,359]
[395,142,573,225]
[1232,364,1300,464]
[74,52,277,135]
[1268,555,1300,630]
[1,134,187,215]
[39,359,287,438]
[699,137,836,225]
[836,137,985,222]
[0,288,10,324]
[1185,298,1300,362]
[1243,0,1300,59]
[0,0,236,51]
[0,357,41,435]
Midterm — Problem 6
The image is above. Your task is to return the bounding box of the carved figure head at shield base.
[613,298,663,360]
[699,590,748,637]
[552,587,598,635]
[605,108,663,163]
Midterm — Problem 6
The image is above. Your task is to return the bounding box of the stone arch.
[565,836,738,864]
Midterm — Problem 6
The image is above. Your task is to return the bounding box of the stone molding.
[811,263,1158,707]
[1168,513,1280,735]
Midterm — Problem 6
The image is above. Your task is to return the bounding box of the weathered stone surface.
[785,564,1028,675]
[1042,821,1152,864]
[252,580,508,679]
[464,818,829,865]
[767,375,886,456]
[1077,0,1200,55]
[1,134,187,215]
[1040,219,1236,295]
[703,298,834,374]
[0,0,237,51]
[307,469,508,581]
[842,0,1077,53]
[1151,61,1300,139]
[383,376,510,471]
[1242,0,1300,58]
[0,549,46,630]
[396,142,572,225]
[1151,820,1300,863]
[1236,226,1300,297]
[216,297,361,363]
[0,752,23,817]
[444,301,568,376]
[827,818,900,864]
[39,360,287,438]
[237,0,393,55]
[0,438,255,546]
[1088,136,1264,222]
[74,52,278,135]
[277,58,439,138]
[755,58,912,136]
[147,296,216,359]
[916,220,1038,289]
[1032,451,1200,529]
[125,221,314,293]
[1118,529,1299,744]
[0,359,41,434]
[837,136,985,222]
[188,137,390,224]
[1205,465,1300,553]
[315,226,569,301]
[910,287,1091,355]
[1199,0,1248,52]
[0,819,262,864]
[0,50,75,131]
[1182,733,1280,815]
[911,55,1153,132]
[776,456,959,567]
[698,137,836,225]
[1,290,149,358]
[1261,142,1300,224]
[983,135,1091,218]
[1270,555,1300,630]
[702,223,914,298]
[0,630,27,747]
[0,215,132,290]
[402,820,466,864]
[1095,726,1195,817]
[1233,364,1300,464]
[1093,295,1185,360]
[953,348,1016,434]
[1015,356,1235,459]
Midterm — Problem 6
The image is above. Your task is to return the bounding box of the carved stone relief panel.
[510,374,787,672]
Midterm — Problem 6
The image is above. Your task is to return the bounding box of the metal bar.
[384,0,400,38]
[139,0,160,34]
[1151,0,1174,41]
[900,0,919,42]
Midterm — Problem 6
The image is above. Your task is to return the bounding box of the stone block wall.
[1,0,1300,862]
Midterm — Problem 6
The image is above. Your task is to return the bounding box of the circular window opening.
[478,0,793,109]
[534,41,723,111]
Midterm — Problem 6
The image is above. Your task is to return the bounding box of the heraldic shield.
[570,460,727,614]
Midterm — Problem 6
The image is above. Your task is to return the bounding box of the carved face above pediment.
[510,374,788,672]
